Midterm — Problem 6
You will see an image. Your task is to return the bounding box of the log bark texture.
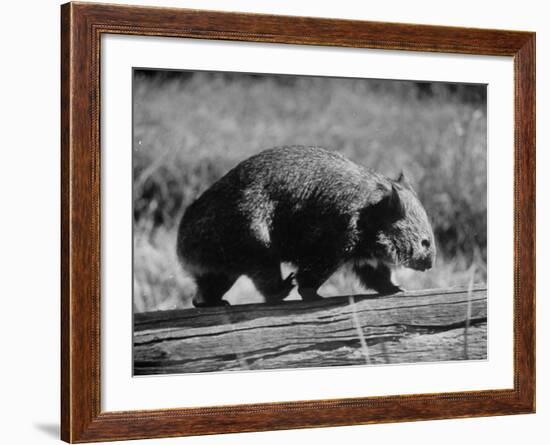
[134,286,487,375]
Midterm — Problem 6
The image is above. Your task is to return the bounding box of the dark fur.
[177,146,436,307]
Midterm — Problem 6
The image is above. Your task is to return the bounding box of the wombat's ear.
[384,184,406,220]
[359,184,404,230]
[396,171,413,191]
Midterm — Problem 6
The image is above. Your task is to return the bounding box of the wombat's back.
[224,146,388,209]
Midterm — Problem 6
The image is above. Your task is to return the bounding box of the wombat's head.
[364,173,436,271]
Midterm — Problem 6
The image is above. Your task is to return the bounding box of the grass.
[133,70,487,312]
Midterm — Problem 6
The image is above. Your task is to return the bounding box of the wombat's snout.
[415,238,435,271]
[415,256,434,271]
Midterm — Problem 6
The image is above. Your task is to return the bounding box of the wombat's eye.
[421,239,431,249]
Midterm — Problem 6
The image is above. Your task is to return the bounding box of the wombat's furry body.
[177,146,435,307]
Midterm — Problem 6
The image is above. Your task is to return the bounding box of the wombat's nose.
[418,254,434,271]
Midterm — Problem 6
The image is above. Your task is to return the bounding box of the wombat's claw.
[265,274,296,304]
[283,272,296,287]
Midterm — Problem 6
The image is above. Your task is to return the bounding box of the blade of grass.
[349,295,371,365]
[463,264,476,360]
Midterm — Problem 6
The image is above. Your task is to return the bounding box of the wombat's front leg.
[295,262,338,302]
[249,263,295,304]
[192,273,236,307]
[353,261,403,295]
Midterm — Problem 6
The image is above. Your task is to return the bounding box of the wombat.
[177,146,435,307]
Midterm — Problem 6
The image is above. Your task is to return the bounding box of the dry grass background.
[133,70,487,313]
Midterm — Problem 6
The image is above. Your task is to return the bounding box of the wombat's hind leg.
[353,261,403,295]
[249,263,295,304]
[192,273,236,307]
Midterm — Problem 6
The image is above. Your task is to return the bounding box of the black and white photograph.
[132,68,487,375]
[2,0,545,443]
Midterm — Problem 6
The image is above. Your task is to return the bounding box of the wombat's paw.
[264,273,296,304]
[298,287,324,302]
[282,272,296,288]
[376,284,405,296]
[192,297,231,308]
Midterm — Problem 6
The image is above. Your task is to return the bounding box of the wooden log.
[133,286,487,375]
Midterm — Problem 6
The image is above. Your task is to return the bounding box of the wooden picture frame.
[61,2,535,442]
